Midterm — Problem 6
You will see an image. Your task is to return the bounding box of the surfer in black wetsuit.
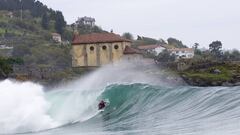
[98,100,106,110]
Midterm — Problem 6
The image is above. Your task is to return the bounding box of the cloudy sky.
[40,0,240,49]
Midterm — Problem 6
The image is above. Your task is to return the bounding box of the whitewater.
[1,62,240,135]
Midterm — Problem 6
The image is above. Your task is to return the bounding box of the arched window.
[114,45,119,50]
[102,46,107,50]
[90,46,94,51]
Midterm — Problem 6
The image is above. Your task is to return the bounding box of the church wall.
[72,45,86,67]
[86,44,98,66]
[111,42,125,63]
[99,43,111,65]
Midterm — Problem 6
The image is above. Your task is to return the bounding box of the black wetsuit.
[98,101,106,110]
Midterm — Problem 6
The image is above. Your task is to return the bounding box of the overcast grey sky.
[40,0,240,49]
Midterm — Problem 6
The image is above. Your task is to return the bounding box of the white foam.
[0,80,59,134]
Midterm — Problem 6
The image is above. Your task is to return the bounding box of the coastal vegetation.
[0,57,23,79]
[153,40,240,86]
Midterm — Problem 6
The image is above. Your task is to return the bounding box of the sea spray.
[0,80,59,134]
[0,61,183,134]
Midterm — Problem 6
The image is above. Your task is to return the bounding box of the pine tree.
[209,41,223,58]
[55,11,66,34]
[41,13,49,29]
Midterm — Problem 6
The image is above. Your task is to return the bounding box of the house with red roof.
[122,46,143,63]
[72,32,139,67]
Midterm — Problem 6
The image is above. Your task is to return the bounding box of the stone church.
[71,32,134,67]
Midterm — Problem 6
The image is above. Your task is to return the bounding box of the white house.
[138,44,166,56]
[76,16,95,27]
[51,33,62,43]
[168,48,194,59]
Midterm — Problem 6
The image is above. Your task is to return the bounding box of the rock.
[211,69,221,74]
[234,82,240,86]
[222,82,234,86]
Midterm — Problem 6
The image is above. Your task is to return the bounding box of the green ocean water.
[36,84,240,135]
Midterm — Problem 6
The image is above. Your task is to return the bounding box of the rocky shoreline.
[179,62,240,87]
[181,75,240,87]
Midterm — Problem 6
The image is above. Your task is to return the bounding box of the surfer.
[98,100,106,110]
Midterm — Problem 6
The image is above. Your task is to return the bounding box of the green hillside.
[0,0,74,84]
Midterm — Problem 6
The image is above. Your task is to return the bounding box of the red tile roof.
[138,44,166,50]
[51,33,61,36]
[72,33,131,45]
[123,46,142,54]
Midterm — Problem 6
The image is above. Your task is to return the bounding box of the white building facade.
[76,16,96,27]
[138,44,166,56]
[168,48,194,59]
[51,33,62,43]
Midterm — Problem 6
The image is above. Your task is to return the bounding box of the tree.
[55,11,66,34]
[0,57,23,78]
[137,35,142,40]
[193,43,202,55]
[41,12,49,29]
[155,49,176,63]
[122,32,134,40]
[0,0,66,23]
[223,49,240,61]
[209,41,223,58]
[167,38,187,48]
[193,43,199,50]
[231,50,240,60]
[136,36,158,45]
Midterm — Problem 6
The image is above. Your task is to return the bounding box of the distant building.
[76,16,96,27]
[0,44,13,50]
[138,44,167,55]
[0,11,13,18]
[7,12,13,18]
[0,44,13,57]
[123,46,143,62]
[72,33,132,67]
[168,48,194,59]
[51,33,62,43]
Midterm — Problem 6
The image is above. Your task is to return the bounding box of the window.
[90,46,94,51]
[114,45,119,50]
[102,46,107,50]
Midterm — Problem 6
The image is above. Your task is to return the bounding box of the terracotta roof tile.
[51,33,61,36]
[124,46,142,54]
[72,33,131,45]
